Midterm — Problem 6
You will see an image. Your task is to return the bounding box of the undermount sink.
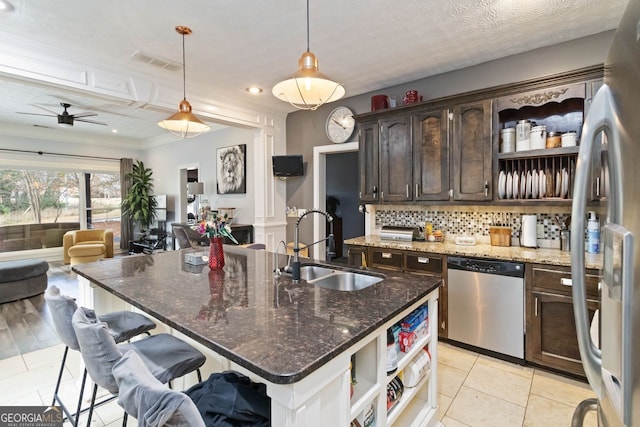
[299,265,336,280]
[297,264,384,291]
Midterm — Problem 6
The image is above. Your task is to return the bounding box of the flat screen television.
[272,155,304,177]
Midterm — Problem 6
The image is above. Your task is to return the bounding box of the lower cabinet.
[525,264,600,377]
[346,245,448,339]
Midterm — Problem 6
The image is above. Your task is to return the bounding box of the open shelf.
[387,331,431,384]
[387,370,431,426]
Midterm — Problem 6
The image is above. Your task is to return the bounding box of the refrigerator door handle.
[571,85,621,399]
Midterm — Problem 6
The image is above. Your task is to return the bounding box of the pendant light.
[158,26,211,138]
[272,0,345,110]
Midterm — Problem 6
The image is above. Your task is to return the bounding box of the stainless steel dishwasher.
[447,256,525,360]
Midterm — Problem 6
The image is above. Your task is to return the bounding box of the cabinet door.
[527,291,599,377]
[413,109,450,201]
[379,115,413,202]
[346,245,367,268]
[369,248,403,270]
[451,101,492,201]
[358,122,379,203]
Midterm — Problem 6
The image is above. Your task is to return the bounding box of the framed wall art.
[216,144,246,194]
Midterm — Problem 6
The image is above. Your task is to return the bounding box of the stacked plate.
[497,168,568,199]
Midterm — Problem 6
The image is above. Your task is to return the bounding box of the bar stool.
[113,349,206,427]
[72,306,206,427]
[45,286,157,426]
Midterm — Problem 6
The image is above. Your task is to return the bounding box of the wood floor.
[0,261,78,360]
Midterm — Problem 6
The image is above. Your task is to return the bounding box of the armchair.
[63,229,114,265]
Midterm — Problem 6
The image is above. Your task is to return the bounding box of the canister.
[546,131,562,148]
[561,131,577,147]
[516,120,531,151]
[530,125,547,150]
[500,128,515,153]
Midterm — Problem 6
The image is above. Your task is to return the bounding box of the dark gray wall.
[326,151,364,256]
[286,30,615,244]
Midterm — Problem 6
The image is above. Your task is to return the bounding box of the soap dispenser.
[586,211,600,254]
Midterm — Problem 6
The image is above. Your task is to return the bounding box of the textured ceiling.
[0,0,628,145]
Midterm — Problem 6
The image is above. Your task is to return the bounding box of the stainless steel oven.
[447,256,525,360]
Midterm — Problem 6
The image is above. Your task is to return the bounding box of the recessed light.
[246,86,263,95]
[111,129,118,133]
[0,0,15,12]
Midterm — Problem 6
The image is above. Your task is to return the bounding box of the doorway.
[312,142,361,261]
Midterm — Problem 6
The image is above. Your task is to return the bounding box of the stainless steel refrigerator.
[571,0,640,425]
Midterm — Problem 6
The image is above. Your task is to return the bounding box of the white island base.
[78,277,440,427]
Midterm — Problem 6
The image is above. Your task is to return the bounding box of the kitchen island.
[72,246,442,426]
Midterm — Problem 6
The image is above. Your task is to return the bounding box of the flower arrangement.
[192,214,239,244]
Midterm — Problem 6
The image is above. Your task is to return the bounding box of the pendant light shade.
[158,26,211,138]
[272,0,344,111]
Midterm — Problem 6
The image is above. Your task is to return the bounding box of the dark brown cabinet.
[526,264,600,377]
[346,244,448,338]
[346,245,368,268]
[357,101,491,203]
[358,121,379,203]
[379,115,413,202]
[451,101,493,201]
[413,109,450,201]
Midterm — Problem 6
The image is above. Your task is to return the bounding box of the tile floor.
[437,342,598,426]
[0,339,599,426]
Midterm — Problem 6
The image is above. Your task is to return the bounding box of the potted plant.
[121,160,158,233]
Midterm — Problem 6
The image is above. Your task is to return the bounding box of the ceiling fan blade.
[34,104,65,115]
[71,112,98,118]
[16,112,57,117]
[75,118,108,126]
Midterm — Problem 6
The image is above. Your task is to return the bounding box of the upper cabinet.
[358,121,379,203]
[451,101,493,201]
[357,101,492,204]
[379,115,413,202]
[355,65,604,206]
[413,109,450,201]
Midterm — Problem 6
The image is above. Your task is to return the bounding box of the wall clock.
[325,106,355,144]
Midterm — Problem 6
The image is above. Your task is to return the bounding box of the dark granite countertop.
[73,246,441,384]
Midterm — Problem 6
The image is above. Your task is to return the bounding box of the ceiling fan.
[16,102,108,127]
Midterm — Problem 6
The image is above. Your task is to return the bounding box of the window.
[0,168,120,253]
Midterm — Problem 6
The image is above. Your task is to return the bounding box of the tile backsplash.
[374,205,574,245]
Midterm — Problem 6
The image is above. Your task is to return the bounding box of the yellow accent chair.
[63,229,114,265]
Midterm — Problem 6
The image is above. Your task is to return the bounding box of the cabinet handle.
[448,189,453,199]
[441,321,446,330]
[417,257,430,264]
[484,181,489,197]
[415,184,419,196]
[596,176,601,198]
[561,278,573,287]
[359,191,361,198]
[382,253,393,259]
[406,185,410,198]
[535,297,538,317]
[381,191,384,200]
[373,186,378,195]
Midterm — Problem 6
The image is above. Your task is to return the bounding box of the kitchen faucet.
[273,240,290,276]
[291,209,335,282]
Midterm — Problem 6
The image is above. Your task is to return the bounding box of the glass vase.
[208,237,225,270]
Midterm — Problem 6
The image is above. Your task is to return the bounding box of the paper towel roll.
[521,215,537,247]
